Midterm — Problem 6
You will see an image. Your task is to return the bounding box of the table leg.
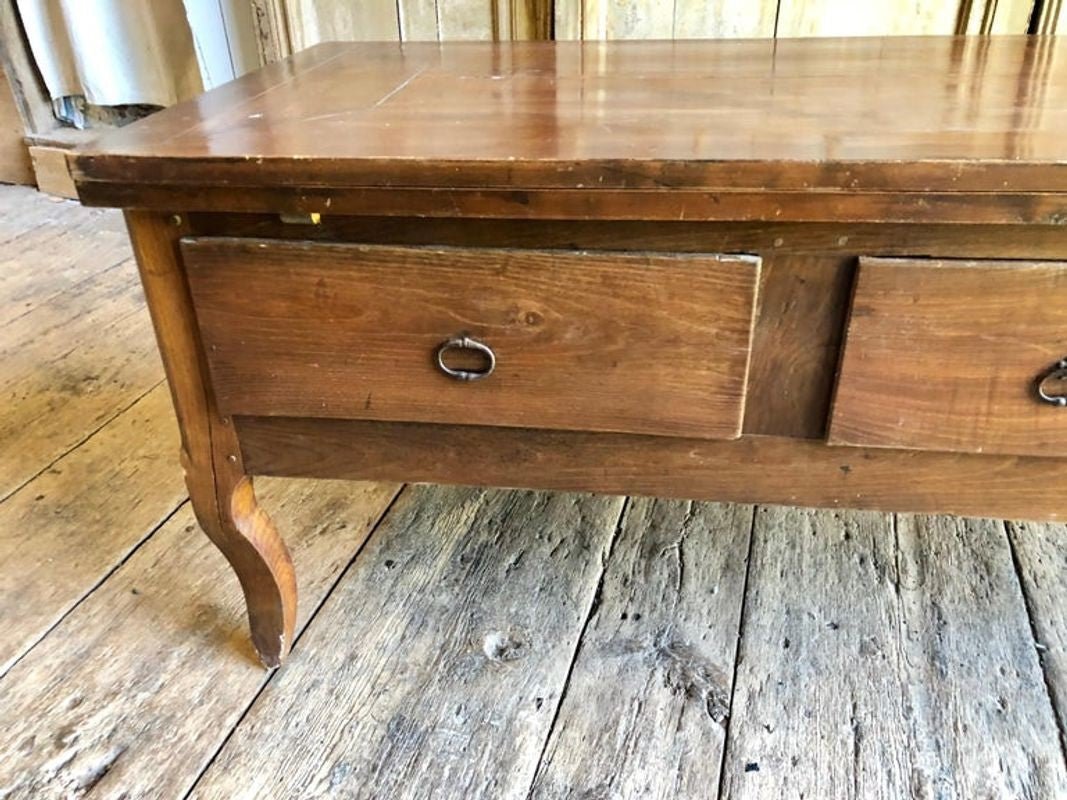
[125,210,296,667]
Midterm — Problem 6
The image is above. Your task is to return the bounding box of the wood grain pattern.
[189,487,625,799]
[238,417,1067,522]
[178,215,1067,441]
[1036,0,1067,33]
[76,182,1067,226]
[0,192,156,500]
[1007,519,1067,755]
[0,0,53,137]
[126,213,297,666]
[282,0,550,44]
[529,499,754,798]
[779,0,1034,35]
[28,145,76,198]
[0,477,399,798]
[0,66,32,186]
[720,507,1067,798]
[556,0,776,39]
[72,38,1067,205]
[437,0,506,40]
[249,0,292,64]
[778,0,960,35]
[184,239,760,440]
[830,257,1067,457]
[744,254,853,438]
[957,0,1037,33]
[186,215,1067,262]
[556,0,1029,39]
[672,0,777,38]
[399,0,440,39]
[0,385,185,677]
[286,0,399,50]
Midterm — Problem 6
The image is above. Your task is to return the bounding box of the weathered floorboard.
[720,507,1067,799]
[0,192,157,499]
[0,306,163,501]
[0,385,184,676]
[189,487,626,799]
[528,499,754,799]
[1007,519,1067,756]
[0,477,399,799]
[0,190,128,327]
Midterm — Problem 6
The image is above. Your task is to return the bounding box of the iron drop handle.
[435,335,496,382]
[1037,358,1067,407]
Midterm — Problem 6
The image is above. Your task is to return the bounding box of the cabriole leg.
[125,210,296,667]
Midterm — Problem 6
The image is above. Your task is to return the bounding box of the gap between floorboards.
[180,483,408,799]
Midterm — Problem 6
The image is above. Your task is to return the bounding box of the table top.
[73,36,1067,199]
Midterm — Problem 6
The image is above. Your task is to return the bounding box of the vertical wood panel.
[0,0,55,135]
[778,0,1035,36]
[1035,0,1067,33]
[585,1,675,39]
[437,0,497,39]
[554,0,582,39]
[250,0,292,63]
[266,0,1036,54]
[777,0,960,36]
[958,0,1036,32]
[219,0,263,75]
[285,0,400,50]
[281,0,550,45]
[557,0,775,39]
[673,1,777,38]
[513,0,553,38]
[398,0,440,40]
[0,66,33,185]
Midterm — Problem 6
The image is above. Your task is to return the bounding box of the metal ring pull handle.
[1037,358,1067,407]
[435,335,496,382]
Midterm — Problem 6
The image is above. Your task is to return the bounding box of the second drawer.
[830,256,1067,457]
[182,238,761,440]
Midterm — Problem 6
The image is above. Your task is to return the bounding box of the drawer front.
[182,238,760,440]
[829,257,1067,457]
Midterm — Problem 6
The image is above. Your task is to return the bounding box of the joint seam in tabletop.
[81,48,354,154]
[181,482,407,800]
[1004,519,1067,765]
[713,505,759,800]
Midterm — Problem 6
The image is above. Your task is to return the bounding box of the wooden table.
[72,36,1067,667]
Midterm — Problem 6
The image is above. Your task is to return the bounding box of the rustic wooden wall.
[561,0,1036,39]
[279,0,551,50]
[256,0,1038,52]
[554,0,776,39]
[777,0,1033,36]
[0,66,32,185]
[1035,0,1067,32]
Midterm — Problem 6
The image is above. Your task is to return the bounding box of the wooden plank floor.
[0,184,1065,799]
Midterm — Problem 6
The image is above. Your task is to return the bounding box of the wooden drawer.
[829,257,1067,457]
[182,239,760,439]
